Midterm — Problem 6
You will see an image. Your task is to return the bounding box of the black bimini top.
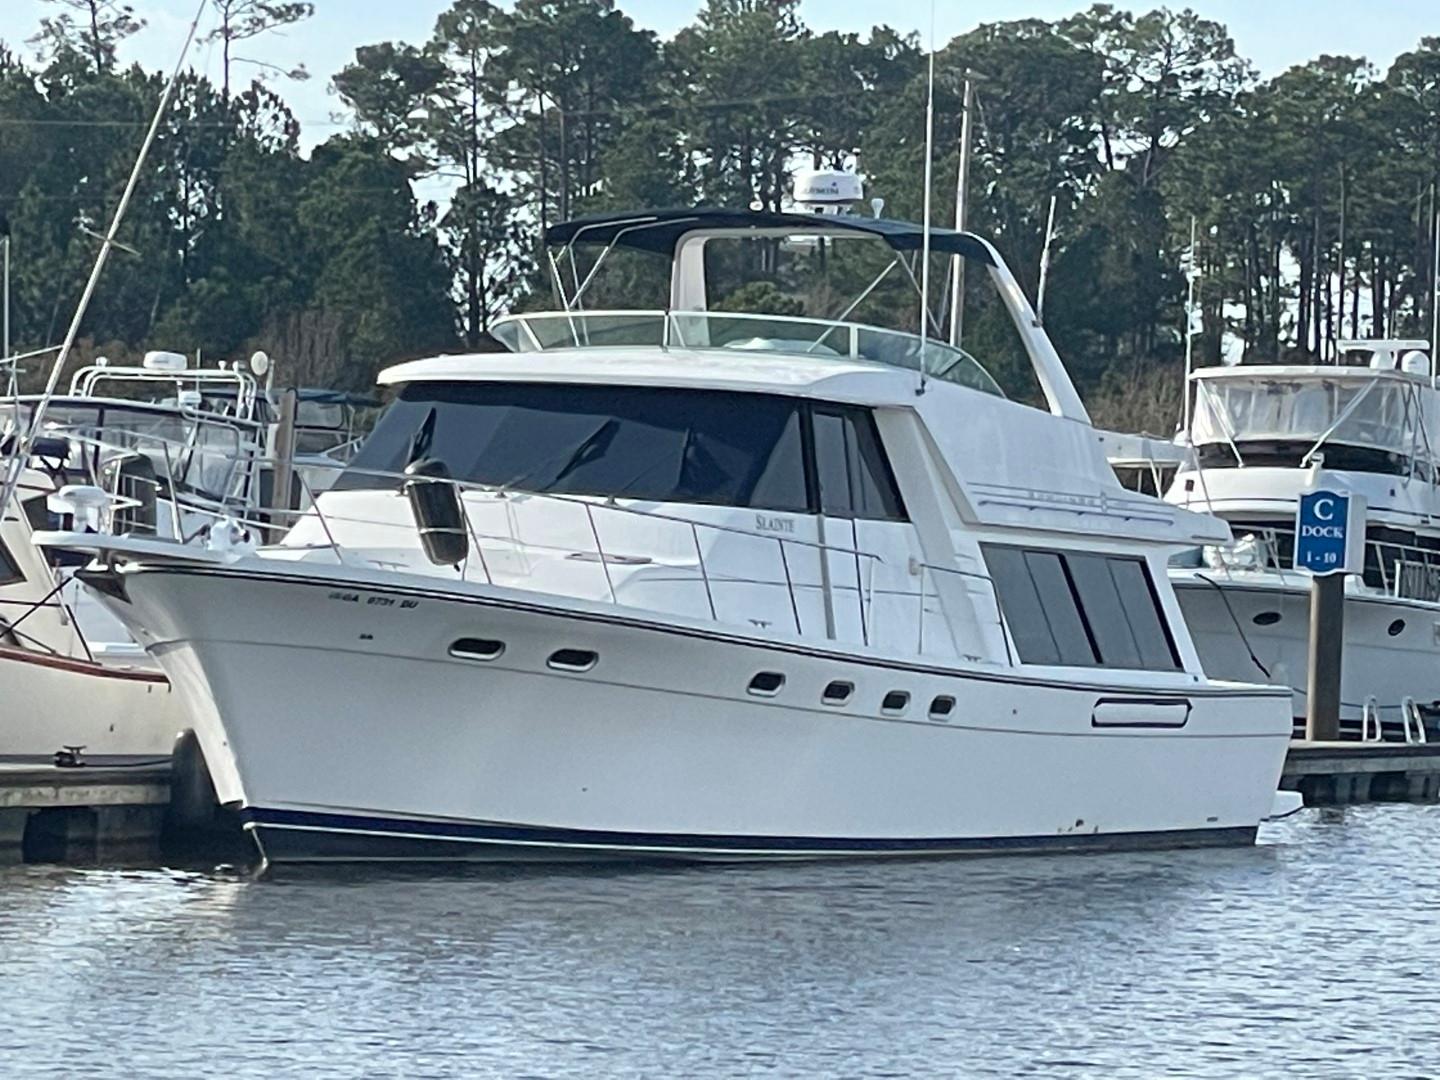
[544,207,996,266]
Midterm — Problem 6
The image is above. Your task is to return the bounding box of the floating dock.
[0,735,245,864]
[1283,740,1440,805]
[0,757,171,862]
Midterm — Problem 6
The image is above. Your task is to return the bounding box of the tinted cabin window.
[982,546,1059,665]
[0,538,21,586]
[337,383,808,512]
[811,407,906,521]
[983,545,1179,671]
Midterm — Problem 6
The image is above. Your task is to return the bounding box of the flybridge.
[536,205,1090,422]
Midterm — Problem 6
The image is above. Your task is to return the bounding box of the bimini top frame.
[541,206,1089,424]
[546,207,997,263]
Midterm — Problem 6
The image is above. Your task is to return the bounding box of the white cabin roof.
[378,348,933,406]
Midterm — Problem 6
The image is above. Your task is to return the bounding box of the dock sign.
[1293,489,1366,575]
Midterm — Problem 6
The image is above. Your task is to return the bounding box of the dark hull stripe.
[129,562,1289,701]
[242,807,1257,863]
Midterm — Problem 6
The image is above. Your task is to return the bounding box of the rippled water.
[3,807,1440,1077]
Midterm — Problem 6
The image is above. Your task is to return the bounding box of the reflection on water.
[4,807,1440,1077]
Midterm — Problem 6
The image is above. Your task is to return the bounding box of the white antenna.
[1182,215,1199,436]
[948,71,979,347]
[917,22,937,393]
[1431,183,1439,368]
[0,0,209,516]
[1035,194,1058,324]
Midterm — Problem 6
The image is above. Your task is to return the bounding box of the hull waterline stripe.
[241,806,1256,858]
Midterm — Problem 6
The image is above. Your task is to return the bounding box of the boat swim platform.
[1283,740,1440,806]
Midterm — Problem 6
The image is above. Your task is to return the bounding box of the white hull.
[1174,573,1440,726]
[0,645,185,758]
[104,561,1291,863]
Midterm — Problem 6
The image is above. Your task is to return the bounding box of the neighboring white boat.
[1163,340,1440,737]
[45,206,1293,863]
[0,352,365,759]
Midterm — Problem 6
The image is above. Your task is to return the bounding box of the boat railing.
[120,455,1012,663]
[67,363,262,421]
[1207,520,1440,605]
[22,423,265,536]
[489,309,1006,397]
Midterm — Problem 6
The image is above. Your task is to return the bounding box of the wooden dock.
[1282,740,1440,805]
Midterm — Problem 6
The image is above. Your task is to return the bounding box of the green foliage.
[3,1,1439,415]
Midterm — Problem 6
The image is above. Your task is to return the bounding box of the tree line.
[1,0,1438,422]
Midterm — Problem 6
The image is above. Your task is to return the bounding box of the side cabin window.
[983,545,1179,671]
[338,382,907,521]
[811,406,906,522]
[338,382,810,511]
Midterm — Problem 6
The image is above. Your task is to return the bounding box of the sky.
[2,0,1437,148]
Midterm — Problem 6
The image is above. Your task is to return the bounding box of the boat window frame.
[982,543,1181,672]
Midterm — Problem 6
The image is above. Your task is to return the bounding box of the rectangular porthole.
[929,695,955,720]
[881,690,910,715]
[547,648,598,673]
[450,638,505,661]
[822,680,854,706]
[748,671,786,697]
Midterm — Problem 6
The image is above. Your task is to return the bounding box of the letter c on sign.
[1313,497,1335,522]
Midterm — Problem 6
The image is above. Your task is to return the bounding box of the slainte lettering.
[755,514,795,534]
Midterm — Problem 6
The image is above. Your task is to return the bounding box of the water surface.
[3,807,1439,1077]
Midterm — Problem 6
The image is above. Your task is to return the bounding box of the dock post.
[1306,573,1344,742]
[270,386,298,541]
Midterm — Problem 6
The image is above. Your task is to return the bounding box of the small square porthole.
[881,690,910,715]
[929,695,955,720]
[748,671,786,697]
[450,638,505,662]
[547,648,598,673]
[822,680,854,706]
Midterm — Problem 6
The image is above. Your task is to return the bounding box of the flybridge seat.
[489,310,1006,397]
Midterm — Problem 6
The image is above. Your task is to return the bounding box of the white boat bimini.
[43,207,1293,863]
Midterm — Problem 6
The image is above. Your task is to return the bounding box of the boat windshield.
[1191,375,1431,460]
[490,310,1005,398]
[24,401,253,502]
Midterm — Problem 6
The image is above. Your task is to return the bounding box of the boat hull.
[103,561,1292,864]
[0,644,184,758]
[1174,573,1440,729]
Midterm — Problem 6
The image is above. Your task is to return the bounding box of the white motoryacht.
[1165,340,1440,737]
[0,352,362,759]
[44,206,1293,863]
